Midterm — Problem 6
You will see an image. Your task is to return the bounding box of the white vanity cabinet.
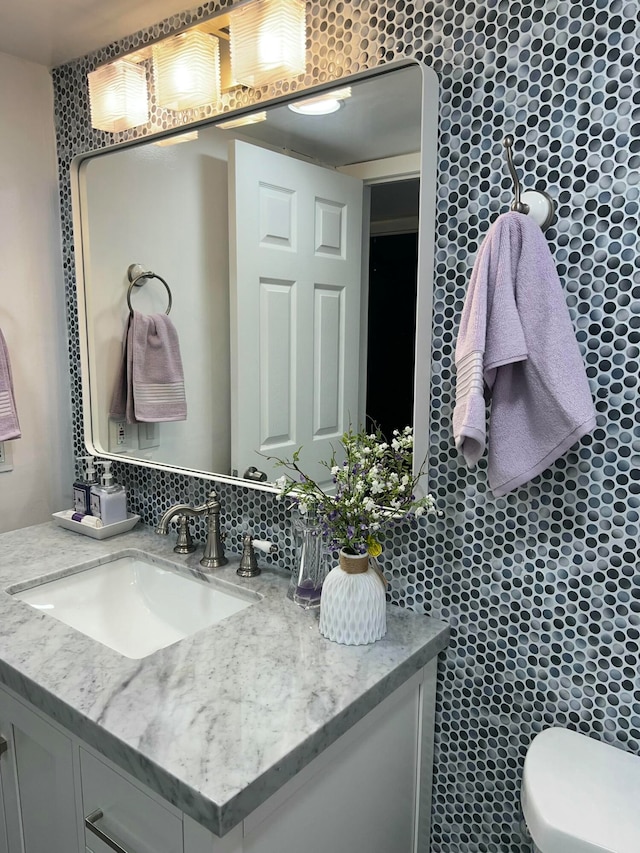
[80,748,184,853]
[0,688,82,853]
[0,659,436,853]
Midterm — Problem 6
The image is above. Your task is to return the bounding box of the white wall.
[0,52,73,533]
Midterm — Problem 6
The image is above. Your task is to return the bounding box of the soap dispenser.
[73,456,98,515]
[90,462,127,526]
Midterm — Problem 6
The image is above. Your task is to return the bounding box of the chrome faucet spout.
[155,491,227,570]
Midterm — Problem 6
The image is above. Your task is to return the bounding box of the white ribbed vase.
[319,551,387,645]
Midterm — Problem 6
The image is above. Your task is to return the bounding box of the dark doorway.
[365,230,418,442]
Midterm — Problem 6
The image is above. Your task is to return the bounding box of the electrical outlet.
[108,419,139,453]
[0,441,14,473]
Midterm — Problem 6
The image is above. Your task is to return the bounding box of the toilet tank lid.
[521,727,640,853]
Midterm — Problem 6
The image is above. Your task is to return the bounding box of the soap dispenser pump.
[90,461,127,526]
[73,456,98,515]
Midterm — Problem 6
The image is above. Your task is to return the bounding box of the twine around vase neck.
[339,551,369,574]
[338,551,387,589]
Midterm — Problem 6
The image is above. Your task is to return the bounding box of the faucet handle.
[237,534,276,578]
[252,539,277,556]
[174,515,196,554]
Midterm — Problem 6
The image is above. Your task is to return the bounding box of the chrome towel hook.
[126,263,173,316]
[503,135,555,230]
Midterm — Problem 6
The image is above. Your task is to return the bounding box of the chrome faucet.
[156,490,228,570]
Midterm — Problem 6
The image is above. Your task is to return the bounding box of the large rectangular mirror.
[72,59,437,489]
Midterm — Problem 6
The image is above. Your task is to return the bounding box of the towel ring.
[503,136,555,230]
[126,263,172,316]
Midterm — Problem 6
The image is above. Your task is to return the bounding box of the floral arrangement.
[269,425,436,556]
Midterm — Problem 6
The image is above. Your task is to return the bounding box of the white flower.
[275,475,288,491]
[414,505,426,516]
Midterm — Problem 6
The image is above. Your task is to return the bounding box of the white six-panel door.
[229,140,364,486]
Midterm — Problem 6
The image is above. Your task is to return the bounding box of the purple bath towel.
[110,312,186,423]
[0,328,21,441]
[453,212,596,497]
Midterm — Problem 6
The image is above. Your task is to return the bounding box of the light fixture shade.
[152,31,221,111]
[88,60,149,132]
[229,0,306,88]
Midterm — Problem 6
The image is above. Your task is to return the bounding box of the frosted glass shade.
[229,0,306,88]
[152,31,221,111]
[88,60,149,132]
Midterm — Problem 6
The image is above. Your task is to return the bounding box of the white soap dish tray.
[52,511,141,540]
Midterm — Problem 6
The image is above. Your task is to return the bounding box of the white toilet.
[521,727,640,852]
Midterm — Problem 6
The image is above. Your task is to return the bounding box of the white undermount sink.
[11,552,258,659]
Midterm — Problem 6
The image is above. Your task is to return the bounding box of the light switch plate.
[0,442,14,473]
[138,422,160,449]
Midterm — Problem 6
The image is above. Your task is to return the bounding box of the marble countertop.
[0,522,449,836]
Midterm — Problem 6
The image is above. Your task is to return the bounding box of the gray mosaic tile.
[51,0,640,849]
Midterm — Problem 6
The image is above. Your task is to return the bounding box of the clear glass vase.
[287,512,327,609]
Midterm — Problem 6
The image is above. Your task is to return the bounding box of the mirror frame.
[71,57,438,494]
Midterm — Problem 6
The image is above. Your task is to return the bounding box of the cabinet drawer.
[80,749,182,853]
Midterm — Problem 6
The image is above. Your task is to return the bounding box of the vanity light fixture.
[288,87,352,116]
[228,0,306,88]
[152,31,221,111]
[217,111,267,129]
[88,59,149,132]
[87,0,307,132]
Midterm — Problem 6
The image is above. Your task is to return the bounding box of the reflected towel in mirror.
[453,211,596,497]
[0,328,21,441]
[109,311,187,423]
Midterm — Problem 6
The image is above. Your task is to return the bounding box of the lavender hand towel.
[109,312,187,423]
[0,328,21,441]
[454,212,596,497]
[131,312,186,422]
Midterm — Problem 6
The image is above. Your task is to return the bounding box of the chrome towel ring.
[126,263,173,316]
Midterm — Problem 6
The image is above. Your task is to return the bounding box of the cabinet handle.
[85,809,135,853]
[0,735,7,758]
